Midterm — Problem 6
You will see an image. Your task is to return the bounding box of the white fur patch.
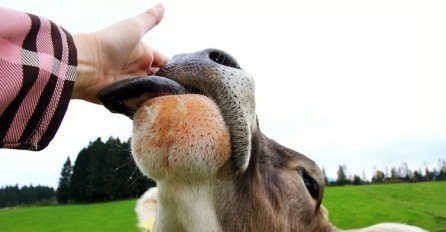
[153,180,222,232]
[346,223,428,232]
[135,187,158,231]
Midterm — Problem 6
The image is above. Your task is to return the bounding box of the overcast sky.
[1,0,445,187]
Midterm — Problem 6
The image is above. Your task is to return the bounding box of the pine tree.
[57,157,73,204]
[69,137,157,203]
[85,138,107,202]
[372,170,385,183]
[322,167,329,186]
[352,175,363,185]
[336,165,349,186]
[71,147,91,202]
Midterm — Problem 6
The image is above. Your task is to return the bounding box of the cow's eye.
[300,168,319,200]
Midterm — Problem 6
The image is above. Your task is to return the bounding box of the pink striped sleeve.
[0,7,77,151]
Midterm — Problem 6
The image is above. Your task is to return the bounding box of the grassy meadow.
[0,200,139,232]
[0,182,445,232]
[324,182,446,231]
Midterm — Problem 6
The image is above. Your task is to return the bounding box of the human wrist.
[72,33,101,102]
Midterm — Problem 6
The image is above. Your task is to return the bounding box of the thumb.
[133,3,165,35]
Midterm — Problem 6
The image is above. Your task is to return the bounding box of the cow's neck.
[154,178,224,232]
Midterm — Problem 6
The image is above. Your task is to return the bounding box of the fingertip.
[134,3,165,34]
[148,3,165,25]
[152,3,164,12]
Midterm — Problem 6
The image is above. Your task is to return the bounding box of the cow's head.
[100,49,333,231]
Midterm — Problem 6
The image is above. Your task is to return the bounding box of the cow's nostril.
[208,50,241,70]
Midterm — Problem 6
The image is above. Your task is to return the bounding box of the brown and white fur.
[136,189,426,232]
[100,49,426,232]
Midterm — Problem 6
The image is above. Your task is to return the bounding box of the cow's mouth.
[99,49,256,172]
[99,75,187,118]
[99,50,240,118]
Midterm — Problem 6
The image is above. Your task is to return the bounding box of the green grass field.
[0,182,445,232]
[324,182,446,231]
[0,200,139,232]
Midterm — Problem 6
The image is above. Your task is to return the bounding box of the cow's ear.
[99,76,187,118]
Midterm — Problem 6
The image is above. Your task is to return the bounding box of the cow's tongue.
[99,76,188,118]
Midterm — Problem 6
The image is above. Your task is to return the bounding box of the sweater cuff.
[0,8,77,151]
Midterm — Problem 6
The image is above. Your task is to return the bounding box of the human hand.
[72,3,168,104]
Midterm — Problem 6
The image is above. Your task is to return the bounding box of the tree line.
[56,137,156,204]
[2,136,444,207]
[0,185,55,208]
[326,159,446,186]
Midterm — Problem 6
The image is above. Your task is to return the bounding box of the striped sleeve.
[0,7,77,151]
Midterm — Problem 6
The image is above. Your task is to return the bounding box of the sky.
[0,0,445,187]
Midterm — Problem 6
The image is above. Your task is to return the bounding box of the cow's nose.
[207,49,241,70]
[161,49,242,74]
[155,49,254,172]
